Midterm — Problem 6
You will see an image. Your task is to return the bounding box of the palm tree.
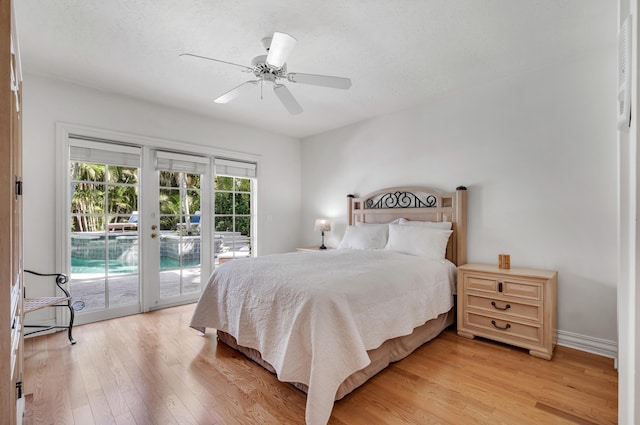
[71,163,139,232]
[158,171,201,232]
[71,162,106,232]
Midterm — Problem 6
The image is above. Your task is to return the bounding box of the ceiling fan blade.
[266,32,297,69]
[273,84,303,115]
[180,53,254,72]
[214,80,259,104]
[287,73,352,89]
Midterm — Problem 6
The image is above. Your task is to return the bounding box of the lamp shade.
[314,219,331,232]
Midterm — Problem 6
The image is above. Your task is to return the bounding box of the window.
[214,159,256,263]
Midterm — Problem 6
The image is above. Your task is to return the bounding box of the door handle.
[151,233,158,239]
[151,225,158,230]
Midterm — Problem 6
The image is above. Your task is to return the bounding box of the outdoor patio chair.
[191,211,201,225]
[177,211,200,234]
[191,211,201,232]
[108,211,138,232]
[23,270,85,344]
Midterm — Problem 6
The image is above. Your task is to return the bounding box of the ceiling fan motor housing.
[251,54,287,80]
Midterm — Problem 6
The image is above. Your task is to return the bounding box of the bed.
[190,185,467,425]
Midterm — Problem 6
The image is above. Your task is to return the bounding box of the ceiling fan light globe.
[266,32,297,69]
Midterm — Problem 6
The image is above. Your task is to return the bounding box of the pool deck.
[70,268,201,311]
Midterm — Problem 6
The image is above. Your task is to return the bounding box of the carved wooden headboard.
[347,186,467,266]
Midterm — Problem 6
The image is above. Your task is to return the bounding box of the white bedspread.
[190,249,456,425]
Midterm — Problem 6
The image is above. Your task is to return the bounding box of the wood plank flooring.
[22,304,617,425]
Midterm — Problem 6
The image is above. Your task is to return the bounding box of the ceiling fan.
[180,32,352,115]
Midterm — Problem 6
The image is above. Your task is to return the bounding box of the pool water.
[71,257,200,274]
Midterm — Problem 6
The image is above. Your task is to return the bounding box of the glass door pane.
[69,162,140,313]
[158,170,202,300]
[214,176,253,264]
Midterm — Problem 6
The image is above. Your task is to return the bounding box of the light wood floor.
[22,304,617,425]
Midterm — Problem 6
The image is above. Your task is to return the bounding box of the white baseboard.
[557,329,618,363]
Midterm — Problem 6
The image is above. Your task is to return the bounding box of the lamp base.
[319,231,327,250]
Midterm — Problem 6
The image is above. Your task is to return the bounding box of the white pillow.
[385,224,452,258]
[338,225,388,250]
[399,217,452,230]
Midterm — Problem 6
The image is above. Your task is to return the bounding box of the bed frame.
[218,185,468,402]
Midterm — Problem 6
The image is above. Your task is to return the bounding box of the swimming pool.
[71,232,201,275]
[71,257,200,274]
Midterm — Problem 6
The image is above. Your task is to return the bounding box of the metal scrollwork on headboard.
[365,191,437,209]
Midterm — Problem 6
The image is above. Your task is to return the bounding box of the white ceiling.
[15,1,615,139]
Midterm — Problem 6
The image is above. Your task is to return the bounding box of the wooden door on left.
[1,0,24,424]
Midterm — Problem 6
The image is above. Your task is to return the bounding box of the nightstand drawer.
[463,274,542,302]
[464,312,543,345]
[465,294,541,322]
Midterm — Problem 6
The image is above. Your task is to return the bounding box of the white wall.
[301,47,617,348]
[22,73,302,285]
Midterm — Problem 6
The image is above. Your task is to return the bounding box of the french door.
[143,150,212,310]
[68,139,143,323]
[67,140,213,323]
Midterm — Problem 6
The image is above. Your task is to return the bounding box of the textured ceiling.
[15,0,615,138]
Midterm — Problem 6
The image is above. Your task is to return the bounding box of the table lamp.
[314,219,331,250]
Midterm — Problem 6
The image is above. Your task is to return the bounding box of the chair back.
[191,211,201,224]
[128,211,138,223]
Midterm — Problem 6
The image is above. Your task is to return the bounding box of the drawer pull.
[491,320,511,331]
[491,301,511,311]
[498,282,503,292]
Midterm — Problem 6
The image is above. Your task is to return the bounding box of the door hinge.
[16,381,22,399]
[15,177,22,199]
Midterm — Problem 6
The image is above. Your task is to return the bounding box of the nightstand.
[456,263,558,360]
[296,247,333,252]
